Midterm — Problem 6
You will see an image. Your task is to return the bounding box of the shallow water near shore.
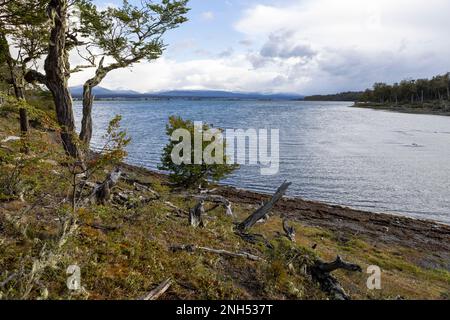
[74,100,450,224]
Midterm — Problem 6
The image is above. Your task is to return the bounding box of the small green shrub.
[158,116,238,188]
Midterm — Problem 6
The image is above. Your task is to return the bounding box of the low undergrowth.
[0,101,449,300]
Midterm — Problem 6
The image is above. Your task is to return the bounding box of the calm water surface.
[74,100,450,224]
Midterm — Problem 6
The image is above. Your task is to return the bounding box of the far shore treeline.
[305,72,450,104]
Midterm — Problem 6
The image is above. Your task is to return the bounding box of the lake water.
[74,100,450,224]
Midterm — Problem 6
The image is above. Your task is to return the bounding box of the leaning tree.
[24,0,84,158]
[75,0,189,145]
[0,0,49,134]
[17,0,188,158]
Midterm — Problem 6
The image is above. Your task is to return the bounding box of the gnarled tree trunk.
[79,58,108,145]
[43,0,80,158]
[0,32,29,135]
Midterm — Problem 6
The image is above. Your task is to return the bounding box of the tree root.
[309,256,362,300]
[170,244,265,262]
[140,278,172,300]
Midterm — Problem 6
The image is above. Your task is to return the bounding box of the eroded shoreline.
[119,162,450,268]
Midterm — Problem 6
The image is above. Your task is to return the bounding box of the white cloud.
[70,54,310,94]
[232,0,450,93]
[69,0,450,94]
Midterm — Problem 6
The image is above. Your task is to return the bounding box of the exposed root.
[170,244,265,262]
[309,256,362,300]
[140,278,172,300]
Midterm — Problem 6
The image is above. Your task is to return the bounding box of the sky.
[69,0,450,95]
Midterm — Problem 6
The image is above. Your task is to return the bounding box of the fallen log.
[235,232,274,249]
[163,201,189,215]
[171,244,265,262]
[141,278,172,300]
[314,255,362,273]
[238,181,291,231]
[309,256,362,300]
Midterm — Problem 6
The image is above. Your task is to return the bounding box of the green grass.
[1,101,449,300]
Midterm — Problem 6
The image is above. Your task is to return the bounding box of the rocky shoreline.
[119,162,450,270]
[353,102,450,116]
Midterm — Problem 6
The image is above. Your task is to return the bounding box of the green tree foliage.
[361,72,450,104]
[159,116,239,188]
[304,91,364,102]
[75,0,190,145]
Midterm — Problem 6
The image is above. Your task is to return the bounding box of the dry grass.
[0,103,449,300]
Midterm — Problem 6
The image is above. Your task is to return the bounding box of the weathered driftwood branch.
[135,183,160,199]
[192,194,233,216]
[283,219,296,242]
[238,181,291,231]
[171,244,265,262]
[141,278,172,300]
[0,272,17,289]
[95,169,122,205]
[163,201,189,215]
[315,256,362,273]
[82,223,119,233]
[235,232,274,249]
[189,201,205,228]
[198,186,218,194]
[309,256,362,300]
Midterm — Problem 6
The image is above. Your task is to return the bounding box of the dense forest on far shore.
[304,73,450,108]
[303,91,363,102]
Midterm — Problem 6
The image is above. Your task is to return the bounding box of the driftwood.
[199,187,218,194]
[171,244,265,262]
[95,169,122,204]
[82,223,119,233]
[0,272,17,289]
[192,194,233,216]
[112,190,158,209]
[238,181,291,231]
[309,256,362,300]
[315,255,362,273]
[283,219,296,242]
[0,144,14,153]
[189,201,205,228]
[235,232,274,249]
[141,278,172,300]
[162,201,189,215]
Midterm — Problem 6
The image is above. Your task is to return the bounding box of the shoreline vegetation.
[305,72,450,117]
[1,0,449,302]
[1,101,449,300]
[352,101,450,117]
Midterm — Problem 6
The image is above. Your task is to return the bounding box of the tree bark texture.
[44,0,80,158]
[238,181,291,231]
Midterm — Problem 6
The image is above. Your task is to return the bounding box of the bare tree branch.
[171,244,265,262]
[238,181,291,231]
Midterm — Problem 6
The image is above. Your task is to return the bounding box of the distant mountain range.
[70,86,304,101]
